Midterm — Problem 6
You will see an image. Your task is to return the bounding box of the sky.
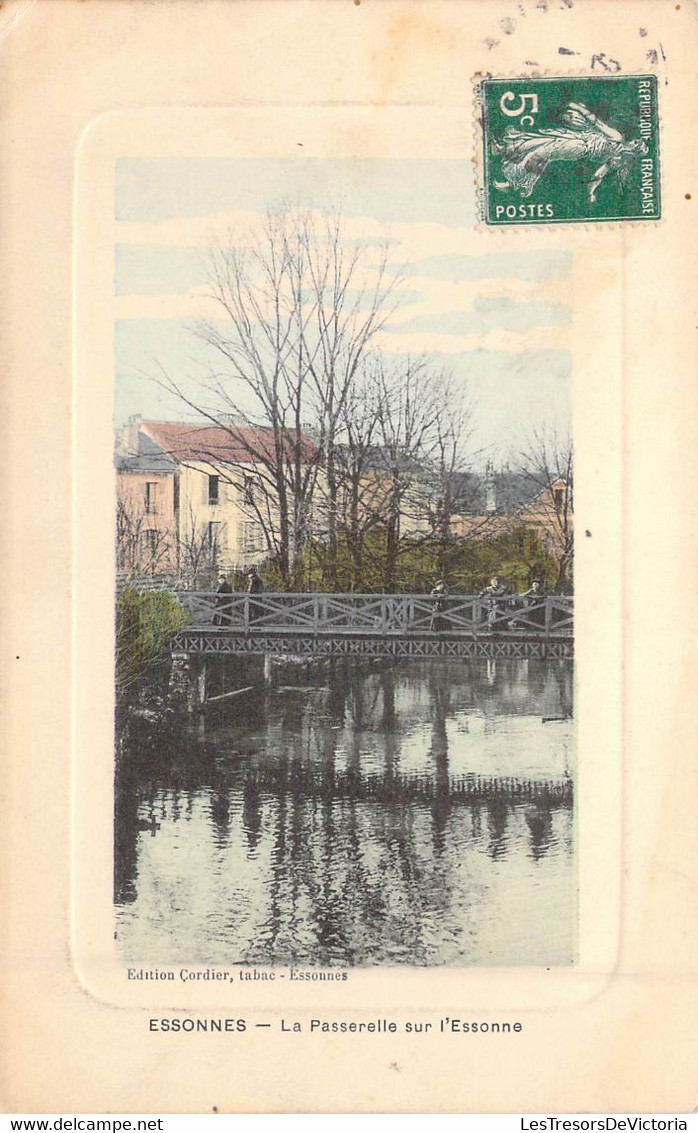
[114,156,572,464]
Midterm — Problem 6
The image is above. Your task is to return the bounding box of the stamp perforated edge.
[471,70,664,231]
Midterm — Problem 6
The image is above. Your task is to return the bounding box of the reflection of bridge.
[237,766,573,806]
[174,592,574,660]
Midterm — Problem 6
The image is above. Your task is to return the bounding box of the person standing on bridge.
[513,578,547,629]
[521,578,546,599]
[479,574,509,631]
[430,579,450,632]
[247,567,263,626]
[213,572,232,627]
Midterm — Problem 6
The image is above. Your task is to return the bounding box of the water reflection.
[115,658,575,967]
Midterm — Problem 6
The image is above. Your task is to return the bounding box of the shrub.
[116,587,188,693]
[262,525,558,594]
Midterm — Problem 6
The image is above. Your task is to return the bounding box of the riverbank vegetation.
[224,525,558,596]
[116,587,188,694]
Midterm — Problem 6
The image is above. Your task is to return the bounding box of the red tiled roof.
[141,421,318,465]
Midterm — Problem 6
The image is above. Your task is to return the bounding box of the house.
[513,476,573,562]
[115,428,178,579]
[116,416,318,584]
[449,472,573,581]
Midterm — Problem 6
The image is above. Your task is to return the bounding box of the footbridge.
[173,592,574,660]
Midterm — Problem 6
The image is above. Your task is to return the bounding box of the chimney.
[485,461,497,514]
[127,414,143,455]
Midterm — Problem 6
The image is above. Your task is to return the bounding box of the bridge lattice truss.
[172,592,574,659]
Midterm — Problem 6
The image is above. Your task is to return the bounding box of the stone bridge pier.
[169,652,207,714]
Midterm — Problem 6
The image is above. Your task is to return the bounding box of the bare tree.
[116,491,176,580]
[371,356,444,592]
[303,359,476,592]
[175,503,225,588]
[410,371,475,581]
[517,426,574,593]
[298,213,400,587]
[156,208,400,589]
[314,359,387,590]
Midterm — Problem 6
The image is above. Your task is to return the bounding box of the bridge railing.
[175,592,573,636]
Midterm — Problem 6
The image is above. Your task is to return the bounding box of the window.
[242,475,255,506]
[553,487,565,510]
[237,521,262,553]
[208,475,220,505]
[141,529,158,557]
[144,481,158,514]
[208,521,227,553]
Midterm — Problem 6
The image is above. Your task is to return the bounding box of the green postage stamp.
[479,74,661,226]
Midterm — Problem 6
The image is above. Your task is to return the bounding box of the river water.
[115,657,575,968]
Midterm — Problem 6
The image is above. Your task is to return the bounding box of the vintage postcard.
[2,0,697,1115]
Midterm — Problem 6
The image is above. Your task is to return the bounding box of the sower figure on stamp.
[492,102,648,203]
